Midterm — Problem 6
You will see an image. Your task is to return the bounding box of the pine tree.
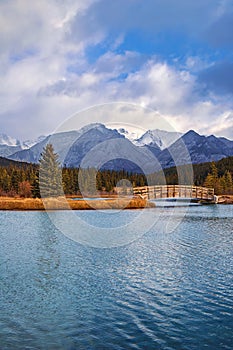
[38,144,63,198]
[219,175,226,194]
[224,170,233,194]
[204,173,215,188]
[204,162,221,194]
[31,175,41,198]
[211,162,218,180]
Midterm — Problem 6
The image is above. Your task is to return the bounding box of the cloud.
[0,0,233,140]
[5,54,232,139]
[202,111,233,139]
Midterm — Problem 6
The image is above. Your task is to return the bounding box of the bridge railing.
[132,185,214,201]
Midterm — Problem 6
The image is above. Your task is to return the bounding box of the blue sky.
[1,0,233,139]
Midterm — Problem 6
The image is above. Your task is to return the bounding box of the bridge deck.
[132,185,215,201]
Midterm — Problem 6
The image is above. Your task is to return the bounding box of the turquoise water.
[0,206,232,349]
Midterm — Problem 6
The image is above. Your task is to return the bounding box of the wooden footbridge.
[133,185,215,202]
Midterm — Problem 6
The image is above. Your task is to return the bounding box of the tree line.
[203,162,233,194]
[0,145,232,197]
[0,145,147,197]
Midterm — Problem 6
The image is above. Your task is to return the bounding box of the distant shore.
[0,196,156,211]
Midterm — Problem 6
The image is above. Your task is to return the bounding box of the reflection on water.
[35,217,61,293]
[0,206,232,349]
[152,198,201,207]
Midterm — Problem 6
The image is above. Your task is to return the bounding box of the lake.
[0,205,232,349]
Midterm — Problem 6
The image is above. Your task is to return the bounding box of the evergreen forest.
[0,145,233,197]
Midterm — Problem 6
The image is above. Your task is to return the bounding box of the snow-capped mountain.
[4,124,233,171]
[0,133,21,147]
[0,133,22,157]
[8,124,157,173]
[135,129,182,150]
[9,130,81,164]
[117,127,142,144]
[0,133,48,157]
[63,124,156,173]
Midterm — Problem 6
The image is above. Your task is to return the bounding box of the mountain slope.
[9,131,80,164]
[21,135,47,149]
[0,144,22,158]
[158,130,233,168]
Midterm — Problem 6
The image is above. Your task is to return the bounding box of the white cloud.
[0,0,233,140]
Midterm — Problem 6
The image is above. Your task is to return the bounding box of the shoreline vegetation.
[0,196,156,211]
[0,195,232,211]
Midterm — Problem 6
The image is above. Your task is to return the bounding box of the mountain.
[6,124,233,172]
[64,124,157,173]
[64,124,124,167]
[135,129,182,150]
[0,133,21,147]
[0,133,22,157]
[9,130,80,164]
[9,123,124,164]
[158,130,233,168]
[0,133,47,157]
[21,135,47,149]
[0,144,22,158]
[9,124,158,173]
[117,127,142,143]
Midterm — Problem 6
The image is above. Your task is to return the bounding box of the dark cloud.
[198,62,233,95]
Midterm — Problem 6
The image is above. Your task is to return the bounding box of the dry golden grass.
[0,197,45,210]
[0,196,155,210]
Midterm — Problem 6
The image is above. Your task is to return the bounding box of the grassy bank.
[0,197,156,210]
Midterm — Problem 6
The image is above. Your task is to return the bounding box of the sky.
[1,0,233,140]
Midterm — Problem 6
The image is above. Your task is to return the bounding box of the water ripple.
[0,207,233,349]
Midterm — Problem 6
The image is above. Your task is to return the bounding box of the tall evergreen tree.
[31,170,41,198]
[204,162,221,193]
[224,170,233,194]
[38,144,63,198]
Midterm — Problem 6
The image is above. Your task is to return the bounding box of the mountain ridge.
[1,124,233,171]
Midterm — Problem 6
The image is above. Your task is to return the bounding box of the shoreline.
[0,195,232,211]
[0,197,156,211]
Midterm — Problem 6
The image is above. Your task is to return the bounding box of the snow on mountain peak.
[135,129,182,150]
[0,133,21,147]
[78,123,106,135]
[21,135,47,149]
